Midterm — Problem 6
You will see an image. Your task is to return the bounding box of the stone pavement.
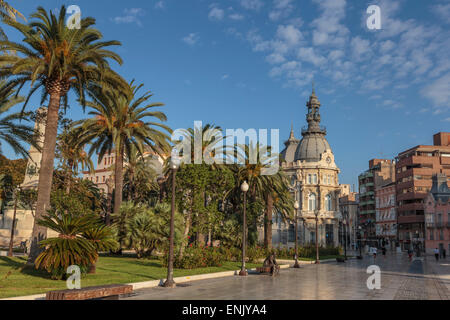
[123,252,449,300]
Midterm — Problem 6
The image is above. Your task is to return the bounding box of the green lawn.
[0,256,259,299]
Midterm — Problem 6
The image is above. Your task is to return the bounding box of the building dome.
[295,133,331,162]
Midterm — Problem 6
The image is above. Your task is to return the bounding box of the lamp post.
[8,187,19,257]
[343,218,347,260]
[163,158,179,288]
[315,211,320,264]
[239,181,249,276]
[293,200,300,268]
[358,226,362,258]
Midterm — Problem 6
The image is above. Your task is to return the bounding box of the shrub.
[163,246,225,269]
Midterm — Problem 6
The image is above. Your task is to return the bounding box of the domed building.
[273,88,342,247]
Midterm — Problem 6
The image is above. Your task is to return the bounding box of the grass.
[0,255,259,299]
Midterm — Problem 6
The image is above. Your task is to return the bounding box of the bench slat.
[46,284,133,300]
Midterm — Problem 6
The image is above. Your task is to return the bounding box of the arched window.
[308,193,316,211]
[325,194,332,211]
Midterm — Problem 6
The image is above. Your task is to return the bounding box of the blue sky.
[3,0,450,188]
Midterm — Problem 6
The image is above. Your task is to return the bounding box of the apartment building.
[395,132,450,251]
[375,182,396,249]
[358,159,395,245]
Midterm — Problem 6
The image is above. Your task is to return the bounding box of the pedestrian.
[434,248,439,261]
[373,246,377,259]
[443,248,446,259]
[408,248,413,261]
[382,246,386,258]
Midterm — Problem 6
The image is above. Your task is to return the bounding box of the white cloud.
[421,73,450,108]
[154,1,164,9]
[431,3,450,24]
[350,36,371,60]
[266,53,286,64]
[240,0,264,11]
[276,25,302,47]
[182,33,200,46]
[209,7,225,21]
[269,0,294,21]
[298,47,326,66]
[221,74,230,80]
[112,8,145,26]
[310,0,349,47]
[229,13,244,20]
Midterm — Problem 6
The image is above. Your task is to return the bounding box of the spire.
[289,122,295,140]
[303,85,326,136]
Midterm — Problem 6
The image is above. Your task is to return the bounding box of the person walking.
[373,246,377,259]
[408,248,413,261]
[434,248,439,261]
[382,246,386,258]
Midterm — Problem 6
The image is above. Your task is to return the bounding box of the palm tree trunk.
[65,160,74,194]
[28,92,61,264]
[179,209,192,258]
[113,143,124,221]
[264,193,273,249]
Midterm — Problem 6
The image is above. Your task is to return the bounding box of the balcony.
[398,215,424,224]
[426,222,435,228]
[435,221,444,228]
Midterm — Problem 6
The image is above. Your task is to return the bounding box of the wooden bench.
[46,284,133,300]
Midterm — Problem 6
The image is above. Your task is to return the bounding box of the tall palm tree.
[80,81,171,223]
[0,6,126,262]
[232,143,292,249]
[0,84,38,158]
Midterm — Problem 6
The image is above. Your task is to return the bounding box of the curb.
[0,264,291,300]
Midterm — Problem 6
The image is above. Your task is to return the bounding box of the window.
[96,176,99,183]
[102,176,105,183]
[308,193,317,211]
[430,230,434,240]
[327,175,331,185]
[308,174,312,184]
[288,224,295,242]
[325,194,332,211]
[313,174,317,184]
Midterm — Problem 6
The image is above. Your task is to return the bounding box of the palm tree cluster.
[0,5,297,275]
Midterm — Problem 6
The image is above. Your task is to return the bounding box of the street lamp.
[163,157,179,288]
[358,226,363,258]
[293,200,300,268]
[239,181,249,276]
[315,211,320,264]
[343,218,347,260]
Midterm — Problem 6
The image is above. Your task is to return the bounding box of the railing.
[301,126,326,135]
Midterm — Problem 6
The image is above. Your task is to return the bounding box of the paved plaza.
[124,253,449,300]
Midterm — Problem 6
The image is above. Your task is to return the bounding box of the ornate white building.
[272,89,343,248]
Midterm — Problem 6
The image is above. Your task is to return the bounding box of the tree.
[0,6,126,262]
[56,122,94,193]
[81,80,171,222]
[231,143,292,249]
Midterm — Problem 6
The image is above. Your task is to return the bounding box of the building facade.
[274,88,342,248]
[339,192,359,250]
[358,159,395,246]
[424,174,450,256]
[375,182,397,249]
[395,132,450,251]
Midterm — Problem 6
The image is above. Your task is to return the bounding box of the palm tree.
[0,84,38,158]
[56,123,94,193]
[232,143,292,249]
[80,81,171,222]
[0,6,126,262]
